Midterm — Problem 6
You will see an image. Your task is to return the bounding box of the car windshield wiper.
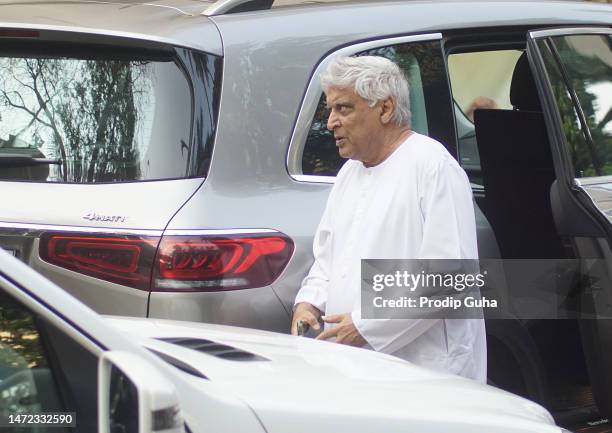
[0,154,62,168]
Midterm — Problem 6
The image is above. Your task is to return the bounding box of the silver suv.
[1,0,612,428]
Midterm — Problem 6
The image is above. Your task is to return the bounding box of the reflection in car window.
[448,50,522,118]
[538,39,590,178]
[0,47,194,183]
[0,291,64,432]
[543,34,612,178]
[108,365,139,433]
[448,49,523,185]
[302,41,454,176]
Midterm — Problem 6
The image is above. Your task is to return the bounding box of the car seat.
[473,52,564,259]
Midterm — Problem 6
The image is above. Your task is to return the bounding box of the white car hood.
[107,316,558,433]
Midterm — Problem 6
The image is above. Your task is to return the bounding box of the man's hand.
[291,302,321,336]
[316,313,367,347]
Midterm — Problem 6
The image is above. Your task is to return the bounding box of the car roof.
[0,0,608,57]
[0,0,223,55]
[208,0,610,52]
[19,0,600,11]
[0,0,612,59]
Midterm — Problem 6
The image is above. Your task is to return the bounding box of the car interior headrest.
[510,52,542,111]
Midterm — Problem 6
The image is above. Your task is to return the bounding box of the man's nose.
[327,111,339,131]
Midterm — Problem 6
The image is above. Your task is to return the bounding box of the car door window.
[0,291,66,433]
[447,49,523,185]
[536,34,612,178]
[301,40,455,176]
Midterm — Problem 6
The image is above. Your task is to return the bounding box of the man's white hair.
[320,56,411,128]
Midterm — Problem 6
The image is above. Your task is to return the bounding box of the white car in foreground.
[0,247,563,433]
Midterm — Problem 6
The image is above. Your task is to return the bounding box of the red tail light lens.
[40,233,158,290]
[0,30,40,38]
[154,234,294,291]
[40,231,294,292]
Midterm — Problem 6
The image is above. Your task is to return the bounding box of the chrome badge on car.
[82,212,127,223]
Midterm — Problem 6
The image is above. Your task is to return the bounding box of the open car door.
[526,27,612,418]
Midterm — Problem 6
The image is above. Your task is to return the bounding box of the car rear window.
[0,43,219,183]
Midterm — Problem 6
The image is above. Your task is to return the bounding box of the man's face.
[325,86,384,163]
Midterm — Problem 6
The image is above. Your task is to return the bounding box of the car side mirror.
[98,351,185,433]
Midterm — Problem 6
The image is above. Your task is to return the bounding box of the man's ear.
[380,97,396,124]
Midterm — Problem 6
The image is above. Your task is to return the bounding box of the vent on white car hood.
[159,337,268,361]
[148,348,208,379]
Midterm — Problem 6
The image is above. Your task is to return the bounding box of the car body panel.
[0,0,222,55]
[148,284,291,331]
[581,180,612,223]
[0,178,204,229]
[107,315,559,433]
[0,248,267,433]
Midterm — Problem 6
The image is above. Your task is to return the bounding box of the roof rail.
[202,0,274,16]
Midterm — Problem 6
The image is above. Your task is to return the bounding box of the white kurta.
[295,133,487,382]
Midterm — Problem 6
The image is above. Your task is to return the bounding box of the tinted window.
[0,44,218,183]
[108,365,139,433]
[542,34,612,178]
[302,40,455,176]
[0,291,67,433]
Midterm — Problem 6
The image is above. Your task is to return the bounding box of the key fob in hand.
[296,320,309,336]
[296,320,322,338]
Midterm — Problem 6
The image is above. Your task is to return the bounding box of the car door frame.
[526,26,612,419]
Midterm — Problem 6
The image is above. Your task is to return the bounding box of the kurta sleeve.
[352,157,476,353]
[294,189,336,312]
[351,312,440,353]
[417,158,473,259]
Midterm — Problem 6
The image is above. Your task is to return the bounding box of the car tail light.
[153,234,294,292]
[40,231,294,292]
[0,30,40,38]
[40,233,158,291]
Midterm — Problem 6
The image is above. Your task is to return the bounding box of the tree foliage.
[546,35,612,178]
[0,57,150,182]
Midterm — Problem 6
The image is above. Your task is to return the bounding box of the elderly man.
[291,56,486,382]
